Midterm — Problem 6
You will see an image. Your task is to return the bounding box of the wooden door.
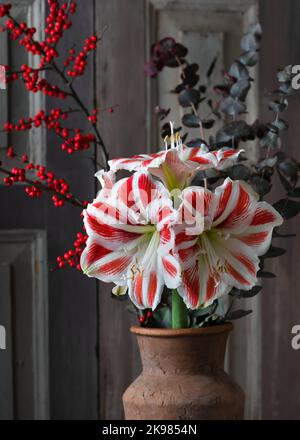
[0,0,98,419]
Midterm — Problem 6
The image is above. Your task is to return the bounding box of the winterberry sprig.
[1,146,87,208]
[3,108,97,154]
[55,231,87,270]
[0,1,109,166]
[67,35,98,78]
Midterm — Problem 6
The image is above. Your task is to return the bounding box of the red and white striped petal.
[108,151,166,172]
[128,265,164,310]
[213,148,244,170]
[177,250,200,309]
[80,239,133,284]
[214,237,260,290]
[177,246,232,309]
[83,210,147,251]
[183,146,218,170]
[158,224,175,255]
[131,171,161,217]
[246,201,283,232]
[146,197,176,231]
[196,254,232,307]
[95,169,115,199]
[175,223,198,251]
[159,252,181,289]
[179,186,215,233]
[234,201,283,255]
[213,178,254,234]
[175,176,283,307]
[149,148,196,190]
[87,197,135,228]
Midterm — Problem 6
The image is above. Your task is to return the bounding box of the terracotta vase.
[123,323,244,420]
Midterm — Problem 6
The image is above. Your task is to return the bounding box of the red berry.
[139,316,145,324]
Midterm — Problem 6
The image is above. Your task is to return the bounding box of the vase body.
[123,323,244,420]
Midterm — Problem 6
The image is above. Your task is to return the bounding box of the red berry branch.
[0,1,113,270]
[1,1,109,165]
[1,146,87,208]
[55,231,87,271]
[2,108,98,154]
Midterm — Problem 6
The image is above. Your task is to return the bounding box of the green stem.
[172,289,189,329]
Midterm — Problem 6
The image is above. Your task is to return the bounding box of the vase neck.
[136,330,230,375]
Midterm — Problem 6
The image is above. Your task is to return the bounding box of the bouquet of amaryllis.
[81,124,283,328]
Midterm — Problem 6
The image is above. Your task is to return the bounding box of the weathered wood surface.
[96,0,147,420]
[259,0,300,420]
[0,0,98,420]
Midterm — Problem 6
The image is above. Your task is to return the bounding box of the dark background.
[0,0,300,420]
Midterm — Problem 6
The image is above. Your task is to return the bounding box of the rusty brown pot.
[123,323,244,420]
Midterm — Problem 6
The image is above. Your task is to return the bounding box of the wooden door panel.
[0,0,99,419]
[0,230,49,419]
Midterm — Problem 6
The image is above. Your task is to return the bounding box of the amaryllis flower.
[94,169,115,199]
[80,170,181,309]
[175,178,283,309]
[109,126,242,190]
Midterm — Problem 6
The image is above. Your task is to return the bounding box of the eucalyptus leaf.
[241,286,263,298]
[277,156,298,188]
[260,130,281,149]
[206,56,218,78]
[202,119,215,129]
[229,61,250,81]
[186,138,204,148]
[219,96,246,116]
[229,285,262,298]
[216,121,251,143]
[178,88,200,107]
[257,270,276,278]
[273,199,300,219]
[239,51,258,67]
[240,23,262,52]
[230,79,251,101]
[227,164,251,180]
[278,82,294,95]
[248,23,262,36]
[272,118,289,131]
[264,246,286,258]
[255,157,277,170]
[277,65,292,83]
[268,99,288,113]
[182,113,200,128]
[251,176,272,196]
